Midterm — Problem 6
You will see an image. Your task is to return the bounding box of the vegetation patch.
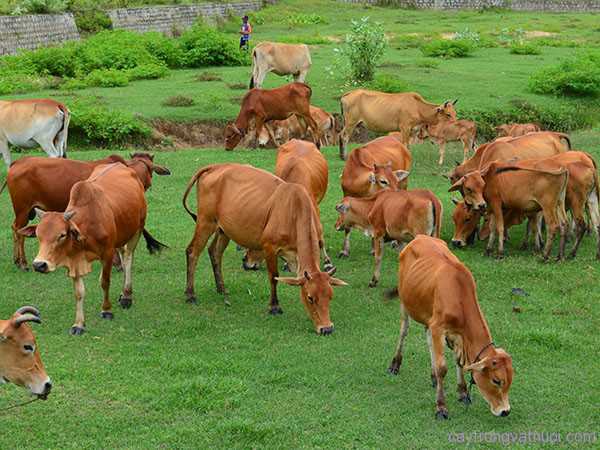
[529,52,600,97]
[162,95,195,107]
[510,42,542,55]
[421,39,475,58]
[227,82,247,90]
[195,71,223,82]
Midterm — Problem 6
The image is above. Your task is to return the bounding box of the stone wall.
[0,13,80,56]
[341,0,600,11]
[108,1,263,35]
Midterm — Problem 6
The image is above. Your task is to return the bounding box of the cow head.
[127,153,171,190]
[20,209,85,275]
[465,348,513,417]
[334,201,351,232]
[448,171,486,212]
[224,124,244,151]
[242,249,263,271]
[436,99,458,121]
[0,306,52,400]
[368,162,410,192]
[495,124,511,137]
[451,199,483,248]
[277,269,347,335]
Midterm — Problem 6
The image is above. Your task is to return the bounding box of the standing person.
[239,15,252,51]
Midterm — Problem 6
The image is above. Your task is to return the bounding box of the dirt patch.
[326,35,342,43]
[525,31,556,38]
[441,32,455,40]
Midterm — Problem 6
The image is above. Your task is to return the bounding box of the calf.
[335,189,442,287]
[387,235,513,419]
[0,99,70,167]
[419,119,477,165]
[496,123,541,138]
[183,163,347,335]
[21,164,167,335]
[0,306,52,399]
[2,153,169,270]
[224,82,321,150]
[449,161,568,260]
[259,106,336,148]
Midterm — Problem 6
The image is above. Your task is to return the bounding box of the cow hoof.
[368,279,378,288]
[269,306,283,315]
[118,295,132,309]
[567,252,576,260]
[113,266,123,273]
[224,298,231,307]
[100,311,114,320]
[323,262,335,272]
[484,249,492,257]
[69,326,85,336]
[242,263,259,271]
[435,409,449,420]
[16,264,30,272]
[186,296,198,305]
[338,252,349,259]
[431,375,437,388]
[458,394,472,405]
[495,254,504,260]
[388,358,401,375]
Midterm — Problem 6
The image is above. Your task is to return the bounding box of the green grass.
[1,139,599,447]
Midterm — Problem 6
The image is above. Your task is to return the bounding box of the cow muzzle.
[318,325,334,336]
[451,239,466,249]
[32,260,50,274]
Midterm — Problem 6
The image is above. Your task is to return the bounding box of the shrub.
[510,43,541,55]
[179,24,249,67]
[414,58,440,69]
[126,63,169,80]
[84,68,130,87]
[337,17,387,83]
[23,45,79,78]
[162,95,195,107]
[59,78,90,91]
[0,74,49,95]
[365,74,409,93]
[286,14,327,26]
[421,39,474,58]
[227,82,247,90]
[74,9,112,34]
[529,53,600,97]
[13,0,67,14]
[195,72,222,82]
[140,32,184,68]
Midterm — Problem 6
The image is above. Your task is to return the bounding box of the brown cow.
[449,161,568,260]
[2,153,170,270]
[496,123,541,138]
[335,189,442,287]
[20,163,167,335]
[419,119,477,165]
[387,235,513,419]
[0,306,52,399]
[182,164,347,335]
[449,131,570,184]
[338,90,457,159]
[259,106,336,148]
[224,82,321,150]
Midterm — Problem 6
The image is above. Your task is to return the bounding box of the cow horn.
[455,160,461,167]
[14,314,42,327]
[15,306,40,317]
[452,98,459,105]
[326,266,337,276]
[64,210,76,221]
[34,208,46,219]
[304,271,312,281]
[451,198,460,205]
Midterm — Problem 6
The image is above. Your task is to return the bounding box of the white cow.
[249,42,312,89]
[0,99,70,167]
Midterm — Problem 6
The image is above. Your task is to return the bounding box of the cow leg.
[388,305,410,375]
[301,113,322,150]
[426,328,437,388]
[118,231,141,309]
[494,207,506,259]
[369,237,384,288]
[12,210,31,270]
[485,213,497,257]
[295,69,308,84]
[430,327,449,419]
[70,277,86,335]
[520,217,532,251]
[253,117,266,149]
[462,138,470,163]
[264,245,283,315]
[339,121,357,160]
[542,209,559,261]
[339,228,351,258]
[0,139,11,168]
[185,219,217,304]
[456,362,471,405]
[568,217,587,259]
[99,255,114,319]
[208,230,231,305]
[437,140,446,165]
[320,240,334,272]
[587,189,600,259]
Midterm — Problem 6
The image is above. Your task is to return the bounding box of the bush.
[0,74,50,95]
[162,95,195,107]
[75,9,112,34]
[126,63,169,80]
[13,0,67,14]
[365,74,410,93]
[195,72,222,82]
[414,58,440,69]
[179,24,249,67]
[510,43,541,55]
[140,32,185,68]
[421,39,474,58]
[337,17,387,83]
[394,34,426,49]
[23,45,79,78]
[59,78,90,91]
[529,53,600,97]
[84,68,130,87]
[286,14,327,26]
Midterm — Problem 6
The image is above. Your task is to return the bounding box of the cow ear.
[464,356,491,373]
[368,173,376,184]
[152,164,171,176]
[394,170,410,182]
[68,222,84,242]
[18,225,37,238]
[275,276,305,286]
[329,277,348,287]
[448,177,464,193]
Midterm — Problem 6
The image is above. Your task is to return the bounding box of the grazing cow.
[249,42,311,89]
[20,163,167,335]
[242,139,332,271]
[182,164,347,335]
[387,236,513,419]
[496,123,541,138]
[224,83,321,150]
[335,189,442,287]
[0,99,70,167]
[0,306,52,400]
[449,161,568,260]
[419,119,477,165]
[338,90,457,159]
[449,131,570,184]
[2,153,170,270]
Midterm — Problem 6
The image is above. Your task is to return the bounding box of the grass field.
[1,0,600,448]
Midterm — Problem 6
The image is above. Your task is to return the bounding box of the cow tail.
[54,103,70,158]
[556,132,571,150]
[249,48,257,89]
[0,180,6,195]
[182,166,214,222]
[432,197,443,238]
[142,229,168,254]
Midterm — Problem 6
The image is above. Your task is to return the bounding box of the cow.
[224,83,321,151]
[387,235,513,419]
[449,161,569,260]
[0,99,70,167]
[449,131,570,184]
[2,153,170,270]
[419,119,477,165]
[338,90,457,159]
[496,123,541,138]
[0,306,52,400]
[242,139,333,271]
[335,189,442,287]
[20,163,167,335]
[249,42,311,89]
[182,163,347,335]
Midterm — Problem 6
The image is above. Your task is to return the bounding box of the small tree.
[338,17,387,83]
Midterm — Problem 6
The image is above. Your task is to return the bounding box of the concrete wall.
[341,0,600,11]
[108,1,263,36]
[0,13,80,56]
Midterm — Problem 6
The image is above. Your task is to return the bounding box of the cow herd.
[2,41,598,421]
